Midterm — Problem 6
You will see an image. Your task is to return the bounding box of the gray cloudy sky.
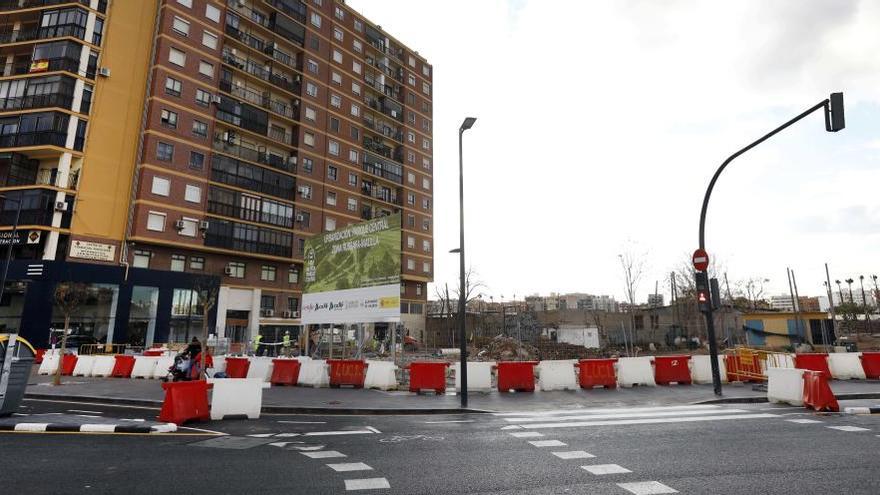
[347,0,880,302]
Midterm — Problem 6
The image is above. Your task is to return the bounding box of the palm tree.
[835,280,843,306]
[846,278,855,304]
[859,275,866,307]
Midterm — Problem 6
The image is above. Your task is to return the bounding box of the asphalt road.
[2,399,879,494]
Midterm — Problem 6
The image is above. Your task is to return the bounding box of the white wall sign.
[69,240,116,262]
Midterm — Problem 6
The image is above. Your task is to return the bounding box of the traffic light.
[710,277,722,310]
[695,271,711,313]
[827,92,845,132]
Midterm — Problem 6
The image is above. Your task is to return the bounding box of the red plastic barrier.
[859,352,880,379]
[158,380,211,425]
[328,359,368,388]
[271,359,302,386]
[794,353,831,376]
[496,361,538,393]
[725,354,762,383]
[409,361,450,394]
[143,349,165,357]
[60,354,78,375]
[224,357,250,378]
[576,358,618,389]
[802,370,839,412]
[34,349,45,364]
[654,355,692,385]
[111,355,136,378]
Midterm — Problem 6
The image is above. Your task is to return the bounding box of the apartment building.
[0,0,433,347]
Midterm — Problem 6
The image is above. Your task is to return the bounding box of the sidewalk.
[24,368,880,414]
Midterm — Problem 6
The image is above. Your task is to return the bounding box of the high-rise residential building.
[0,0,433,348]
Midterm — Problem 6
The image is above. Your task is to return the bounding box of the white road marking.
[366,426,381,433]
[67,409,103,415]
[500,425,522,430]
[302,451,346,459]
[509,432,543,438]
[14,423,49,432]
[278,421,327,424]
[552,451,595,460]
[80,424,117,433]
[582,464,632,475]
[247,433,276,438]
[344,478,390,490]
[275,433,301,437]
[327,462,373,472]
[786,419,823,424]
[494,405,723,417]
[269,442,293,448]
[293,445,326,451]
[424,420,475,424]
[528,440,567,448]
[516,413,778,429]
[617,481,679,494]
[504,408,750,423]
[827,426,870,432]
[120,419,146,422]
[304,429,377,437]
[10,413,28,417]
[74,415,102,418]
[178,426,226,435]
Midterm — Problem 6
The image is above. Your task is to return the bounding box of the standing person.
[282,331,291,357]
[251,332,263,356]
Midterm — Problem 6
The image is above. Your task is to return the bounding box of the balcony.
[0,167,77,189]
[0,23,86,45]
[0,189,70,227]
[221,48,301,95]
[0,0,94,12]
[264,0,307,24]
[0,56,81,77]
[212,133,295,173]
[0,91,73,112]
[363,136,396,162]
[0,130,67,149]
[360,183,400,205]
[362,152,403,184]
[219,79,298,121]
[361,114,403,143]
[205,219,293,258]
[211,154,296,201]
[207,200,293,229]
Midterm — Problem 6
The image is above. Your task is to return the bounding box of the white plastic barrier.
[71,355,96,377]
[766,353,796,369]
[246,356,274,382]
[767,367,805,406]
[617,357,656,387]
[691,355,729,384]
[364,360,398,390]
[298,359,330,387]
[208,378,270,420]
[152,356,175,379]
[453,361,495,392]
[91,355,116,377]
[38,354,60,375]
[209,355,227,375]
[537,360,579,391]
[828,352,866,380]
[130,356,160,379]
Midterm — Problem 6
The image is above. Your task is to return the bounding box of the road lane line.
[528,440,567,447]
[67,409,103,415]
[424,420,475,424]
[494,405,723,417]
[617,481,679,494]
[509,432,543,438]
[826,426,870,432]
[278,421,327,424]
[327,462,373,472]
[519,413,778,429]
[504,408,751,423]
[552,451,595,459]
[302,451,346,459]
[344,478,390,490]
[786,419,823,424]
[582,464,632,475]
[304,429,377,436]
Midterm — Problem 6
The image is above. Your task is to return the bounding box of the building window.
[168,47,186,66]
[423,178,430,190]
[192,120,207,138]
[327,166,337,181]
[423,157,431,170]
[422,139,431,150]
[310,12,321,27]
[195,89,211,106]
[353,39,362,53]
[325,217,336,231]
[198,61,214,78]
[261,265,276,281]
[330,117,339,132]
[177,0,192,7]
[407,151,415,163]
[416,283,422,295]
[147,211,166,231]
[352,61,361,74]
[160,109,177,129]
[202,31,218,49]
[331,72,342,85]
[332,50,342,64]
[190,256,205,270]
[407,132,415,143]
[422,198,430,210]
[334,6,344,19]
[304,132,315,147]
[172,16,190,36]
[151,176,170,196]
[350,104,359,117]
[260,295,275,312]
[296,210,310,226]
[205,4,221,23]
[347,197,357,211]
[407,258,415,270]
[178,218,198,237]
[157,142,174,161]
[165,77,182,97]
[227,262,245,278]
[423,82,431,95]
[328,140,339,156]
[288,267,299,284]
[299,185,312,199]
[409,55,416,68]
[333,28,343,41]
[408,73,415,86]
[401,282,406,295]
[184,184,201,203]
[423,240,431,253]
[330,94,341,108]
[423,65,430,77]
[407,214,415,228]
[307,59,319,74]
[348,150,358,163]
[170,254,186,272]
[408,112,416,125]
[133,250,151,268]
[305,107,316,121]
[309,36,319,50]
[350,127,359,140]
[348,172,357,186]
[422,219,430,231]
[423,262,431,274]
[302,158,313,173]
[326,191,336,206]
[189,151,205,170]
[407,172,415,184]
[354,19,362,31]
[407,236,414,249]
[407,193,415,205]
[351,82,361,95]
[306,82,318,97]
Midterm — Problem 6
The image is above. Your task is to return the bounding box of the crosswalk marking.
[786,419,823,424]
[581,464,631,475]
[826,426,870,432]
[528,440,567,447]
[327,462,373,472]
[513,413,778,430]
[302,451,346,459]
[344,478,390,491]
[503,408,750,423]
[618,481,678,494]
[552,451,595,460]
[509,432,543,438]
[494,405,724,417]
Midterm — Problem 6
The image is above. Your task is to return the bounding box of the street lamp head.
[459,117,477,132]
[449,248,461,254]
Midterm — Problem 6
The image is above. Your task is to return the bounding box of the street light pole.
[697,93,844,397]
[457,117,476,409]
[0,194,23,310]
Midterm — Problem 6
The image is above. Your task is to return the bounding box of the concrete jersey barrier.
[91,355,116,377]
[364,360,398,390]
[131,356,160,379]
[453,361,495,392]
[617,357,656,387]
[690,355,728,384]
[208,378,270,420]
[537,360,579,391]
[767,367,805,406]
[828,352,866,380]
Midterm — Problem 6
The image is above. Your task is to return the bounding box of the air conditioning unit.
[222,131,235,143]
[199,220,209,231]
[97,67,111,77]
[211,94,221,104]
[295,213,305,222]
[287,155,297,166]
[261,308,275,317]
[174,219,186,230]
[223,265,233,275]
[292,311,300,318]
[281,310,292,318]
[54,201,68,212]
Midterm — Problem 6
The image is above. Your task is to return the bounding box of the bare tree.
[736,277,769,309]
[191,275,219,380]
[451,266,486,306]
[52,282,91,386]
[586,309,607,345]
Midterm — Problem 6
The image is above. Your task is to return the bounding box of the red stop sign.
[692,249,709,271]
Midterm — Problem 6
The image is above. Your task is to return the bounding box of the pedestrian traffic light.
[827,92,845,132]
[695,271,711,313]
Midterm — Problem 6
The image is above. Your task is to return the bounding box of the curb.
[0,422,177,433]
[695,392,880,405]
[24,393,493,415]
[843,406,880,415]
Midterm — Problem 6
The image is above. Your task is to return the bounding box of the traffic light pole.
[697,95,843,397]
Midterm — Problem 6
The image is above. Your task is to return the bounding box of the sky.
[346,0,880,304]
